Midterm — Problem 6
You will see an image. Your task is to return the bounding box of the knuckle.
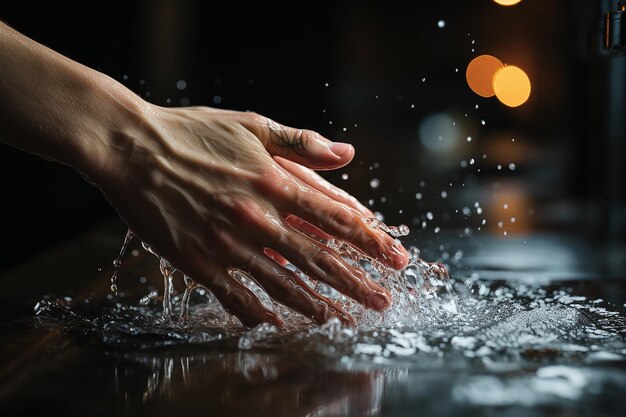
[329,205,356,238]
[309,247,343,278]
[231,199,265,227]
[252,167,289,198]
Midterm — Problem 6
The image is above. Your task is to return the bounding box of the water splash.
[110,229,134,295]
[102,218,456,331]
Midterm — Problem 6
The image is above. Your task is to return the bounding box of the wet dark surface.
[1,219,625,417]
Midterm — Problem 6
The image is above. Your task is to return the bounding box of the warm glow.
[466,55,504,97]
[493,0,522,6]
[493,66,531,107]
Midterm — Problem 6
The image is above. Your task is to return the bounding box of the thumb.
[242,113,354,170]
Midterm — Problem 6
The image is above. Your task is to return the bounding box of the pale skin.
[0,22,409,327]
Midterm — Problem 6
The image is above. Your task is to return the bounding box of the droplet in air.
[509,163,517,171]
[441,191,448,199]
[415,192,422,200]
[176,80,187,90]
[370,178,380,189]
[437,19,446,28]
[467,136,472,142]
[341,173,349,180]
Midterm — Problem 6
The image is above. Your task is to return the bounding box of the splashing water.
[101,219,456,330]
[110,229,133,296]
[32,221,626,382]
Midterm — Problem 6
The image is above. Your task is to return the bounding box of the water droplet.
[421,77,426,82]
[509,163,517,171]
[370,178,380,189]
[176,80,187,90]
[213,95,222,104]
[415,192,422,200]
[341,173,349,180]
[437,19,446,28]
[466,136,472,142]
[480,119,486,126]
[441,191,448,199]
[426,212,434,220]
[324,82,329,87]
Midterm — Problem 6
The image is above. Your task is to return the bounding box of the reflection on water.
[111,350,403,416]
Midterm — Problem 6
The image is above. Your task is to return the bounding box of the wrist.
[70,71,151,188]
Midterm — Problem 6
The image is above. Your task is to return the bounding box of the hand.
[95,106,409,327]
[0,23,408,327]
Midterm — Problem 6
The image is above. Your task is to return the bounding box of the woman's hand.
[95,105,409,327]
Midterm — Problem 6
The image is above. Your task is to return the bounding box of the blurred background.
[1,0,625,273]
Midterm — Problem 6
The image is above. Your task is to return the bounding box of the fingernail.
[329,142,353,157]
[368,292,391,311]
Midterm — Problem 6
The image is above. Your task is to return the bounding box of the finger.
[274,185,409,270]
[241,114,354,170]
[245,215,392,311]
[183,252,284,328]
[244,249,356,326]
[263,247,289,267]
[275,156,374,217]
[285,214,332,242]
[227,199,392,310]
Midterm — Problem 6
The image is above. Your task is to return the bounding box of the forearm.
[0,22,146,182]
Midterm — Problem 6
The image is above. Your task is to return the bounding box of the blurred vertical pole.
[602,0,626,248]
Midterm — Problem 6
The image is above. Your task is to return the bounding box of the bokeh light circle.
[466,55,504,97]
[493,65,531,107]
[493,0,522,6]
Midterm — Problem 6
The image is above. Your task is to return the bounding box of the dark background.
[1,0,624,272]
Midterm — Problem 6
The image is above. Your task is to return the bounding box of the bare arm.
[0,22,409,327]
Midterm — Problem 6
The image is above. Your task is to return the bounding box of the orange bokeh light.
[493,0,522,6]
[466,55,504,98]
[493,66,531,107]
